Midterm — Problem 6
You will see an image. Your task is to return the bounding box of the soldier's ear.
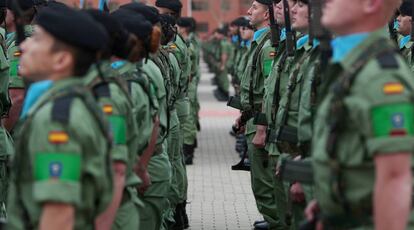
[362,0,381,14]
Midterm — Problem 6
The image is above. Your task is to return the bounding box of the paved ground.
[186,62,261,230]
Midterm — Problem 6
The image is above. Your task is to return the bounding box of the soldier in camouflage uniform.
[305,0,414,229]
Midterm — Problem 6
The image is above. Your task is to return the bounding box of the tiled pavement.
[186,62,261,230]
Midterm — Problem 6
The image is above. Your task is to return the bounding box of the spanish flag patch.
[269,51,277,57]
[48,131,69,144]
[103,104,113,115]
[383,82,404,95]
[169,44,177,49]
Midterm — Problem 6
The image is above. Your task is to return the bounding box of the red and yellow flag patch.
[103,104,113,115]
[383,82,404,95]
[269,51,277,57]
[48,131,69,144]
[13,51,21,57]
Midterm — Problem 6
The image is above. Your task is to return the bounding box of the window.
[241,0,252,7]
[221,0,230,11]
[196,22,209,32]
[192,0,209,11]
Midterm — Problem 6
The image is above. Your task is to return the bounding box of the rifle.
[310,0,332,71]
[268,3,280,48]
[10,0,26,46]
[283,0,295,56]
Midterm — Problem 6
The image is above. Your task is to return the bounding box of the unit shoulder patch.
[371,103,414,137]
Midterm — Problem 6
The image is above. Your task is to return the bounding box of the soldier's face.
[275,0,295,26]
[20,26,70,81]
[397,14,412,36]
[322,0,364,35]
[247,1,269,28]
[291,2,309,32]
[20,26,55,81]
[229,25,239,35]
[241,27,254,40]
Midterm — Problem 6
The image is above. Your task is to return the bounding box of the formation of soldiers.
[0,0,203,229]
[205,0,414,229]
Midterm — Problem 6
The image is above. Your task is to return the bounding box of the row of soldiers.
[0,0,202,229]
[205,0,414,229]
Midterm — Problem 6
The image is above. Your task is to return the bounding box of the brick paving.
[186,62,261,230]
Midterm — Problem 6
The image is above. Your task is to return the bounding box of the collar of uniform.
[296,34,313,51]
[331,32,369,64]
[335,28,388,69]
[20,80,53,119]
[399,35,412,49]
[242,39,252,47]
[280,27,286,41]
[253,26,270,42]
[26,78,84,118]
[232,35,240,44]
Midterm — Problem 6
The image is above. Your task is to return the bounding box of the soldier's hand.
[138,170,151,195]
[252,125,267,148]
[305,200,319,222]
[135,161,152,194]
[290,182,305,203]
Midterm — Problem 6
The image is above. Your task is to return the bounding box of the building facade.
[65,0,252,37]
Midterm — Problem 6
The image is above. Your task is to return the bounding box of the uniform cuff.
[34,181,80,206]
[367,136,414,156]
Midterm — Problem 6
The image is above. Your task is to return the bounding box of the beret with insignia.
[36,6,109,52]
[120,2,160,25]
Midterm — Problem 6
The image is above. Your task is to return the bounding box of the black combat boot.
[183,144,194,165]
[182,201,190,229]
[172,203,185,230]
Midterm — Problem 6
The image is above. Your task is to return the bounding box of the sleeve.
[30,118,83,206]
[362,69,414,156]
[261,45,276,78]
[98,96,128,164]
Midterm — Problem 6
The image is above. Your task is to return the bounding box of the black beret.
[230,17,245,26]
[111,9,153,41]
[297,0,308,4]
[44,0,67,9]
[120,3,160,25]
[0,0,5,7]
[400,1,412,17]
[256,0,272,6]
[7,0,34,11]
[160,13,176,27]
[85,9,130,58]
[36,6,109,52]
[155,0,182,14]
[177,17,192,28]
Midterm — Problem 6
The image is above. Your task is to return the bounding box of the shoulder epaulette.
[376,52,399,69]
[51,94,75,124]
[92,82,111,98]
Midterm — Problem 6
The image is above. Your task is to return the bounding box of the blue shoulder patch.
[111,61,126,70]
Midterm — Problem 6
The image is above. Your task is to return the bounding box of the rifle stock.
[283,0,294,56]
[268,3,280,48]
[310,0,332,70]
